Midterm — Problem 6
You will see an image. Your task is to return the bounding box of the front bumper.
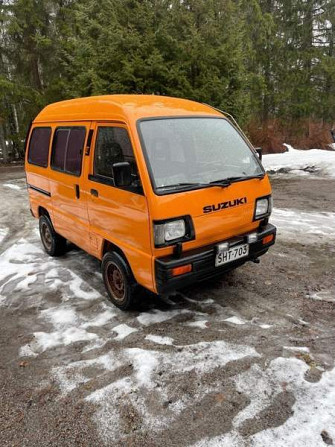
[155,223,276,294]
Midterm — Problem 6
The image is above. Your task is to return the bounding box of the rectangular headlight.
[154,219,186,246]
[255,196,272,219]
[153,216,195,247]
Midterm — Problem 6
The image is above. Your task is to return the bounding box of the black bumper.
[155,223,276,294]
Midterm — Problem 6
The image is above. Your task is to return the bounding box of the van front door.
[49,122,91,253]
[86,123,153,291]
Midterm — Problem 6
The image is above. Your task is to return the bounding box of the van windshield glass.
[139,117,263,192]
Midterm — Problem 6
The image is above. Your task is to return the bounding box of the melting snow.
[112,323,138,340]
[3,183,21,190]
[271,208,335,243]
[224,316,247,325]
[0,228,7,244]
[186,320,208,329]
[32,328,98,352]
[137,308,190,326]
[283,346,310,353]
[193,358,335,447]
[308,291,335,303]
[258,323,273,329]
[145,334,174,345]
[263,145,335,178]
[52,340,260,443]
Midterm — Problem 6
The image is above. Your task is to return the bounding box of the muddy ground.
[0,168,334,447]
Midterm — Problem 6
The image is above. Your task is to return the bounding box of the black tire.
[39,215,67,256]
[102,252,136,310]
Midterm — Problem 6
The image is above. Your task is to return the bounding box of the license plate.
[215,243,249,267]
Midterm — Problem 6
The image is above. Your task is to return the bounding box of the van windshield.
[138,117,264,193]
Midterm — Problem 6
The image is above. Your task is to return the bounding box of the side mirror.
[112,162,132,187]
[255,147,262,161]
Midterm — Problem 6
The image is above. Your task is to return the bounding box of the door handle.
[91,188,99,197]
[74,184,80,199]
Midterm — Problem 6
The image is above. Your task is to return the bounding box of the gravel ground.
[0,168,334,447]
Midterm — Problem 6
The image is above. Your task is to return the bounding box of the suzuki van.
[25,95,276,309]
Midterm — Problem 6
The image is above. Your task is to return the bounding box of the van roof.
[33,95,223,123]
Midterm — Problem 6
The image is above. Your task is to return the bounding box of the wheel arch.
[101,239,135,281]
[38,206,51,219]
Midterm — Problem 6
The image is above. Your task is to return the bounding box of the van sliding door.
[49,122,91,252]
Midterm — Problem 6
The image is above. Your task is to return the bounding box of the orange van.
[25,95,276,309]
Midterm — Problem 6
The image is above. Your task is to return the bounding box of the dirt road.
[0,168,334,447]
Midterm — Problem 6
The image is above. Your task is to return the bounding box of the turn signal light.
[171,264,192,277]
[262,234,274,245]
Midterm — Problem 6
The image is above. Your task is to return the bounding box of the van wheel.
[39,215,67,256]
[102,252,136,310]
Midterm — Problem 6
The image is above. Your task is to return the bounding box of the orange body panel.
[25,95,273,294]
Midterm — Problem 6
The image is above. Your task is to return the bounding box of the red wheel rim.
[106,261,125,302]
[41,222,52,251]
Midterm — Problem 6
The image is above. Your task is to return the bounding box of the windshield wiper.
[157,180,231,191]
[157,174,264,192]
[224,174,265,183]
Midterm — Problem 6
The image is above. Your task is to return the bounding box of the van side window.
[28,127,51,167]
[51,127,86,176]
[93,127,142,192]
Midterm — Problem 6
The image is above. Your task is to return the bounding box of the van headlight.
[254,196,272,220]
[154,216,194,247]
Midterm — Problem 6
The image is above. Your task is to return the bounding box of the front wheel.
[39,215,67,256]
[102,252,136,310]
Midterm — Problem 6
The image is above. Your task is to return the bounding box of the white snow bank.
[271,208,335,243]
[263,145,335,178]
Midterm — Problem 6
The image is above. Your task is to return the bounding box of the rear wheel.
[102,252,136,310]
[39,215,67,256]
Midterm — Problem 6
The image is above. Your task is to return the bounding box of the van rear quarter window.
[51,127,86,176]
[28,127,51,167]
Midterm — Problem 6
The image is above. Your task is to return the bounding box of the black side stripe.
[27,184,51,197]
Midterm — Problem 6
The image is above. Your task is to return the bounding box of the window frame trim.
[90,124,144,195]
[27,126,52,168]
[50,126,86,177]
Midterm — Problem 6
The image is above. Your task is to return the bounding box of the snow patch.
[308,291,335,303]
[32,327,98,352]
[82,309,117,328]
[112,324,138,340]
[271,208,335,243]
[3,183,21,190]
[53,340,259,443]
[137,308,190,326]
[224,316,247,325]
[145,334,174,345]
[263,146,335,178]
[0,228,7,244]
[194,358,335,447]
[186,320,208,329]
[19,344,38,358]
[283,346,310,353]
